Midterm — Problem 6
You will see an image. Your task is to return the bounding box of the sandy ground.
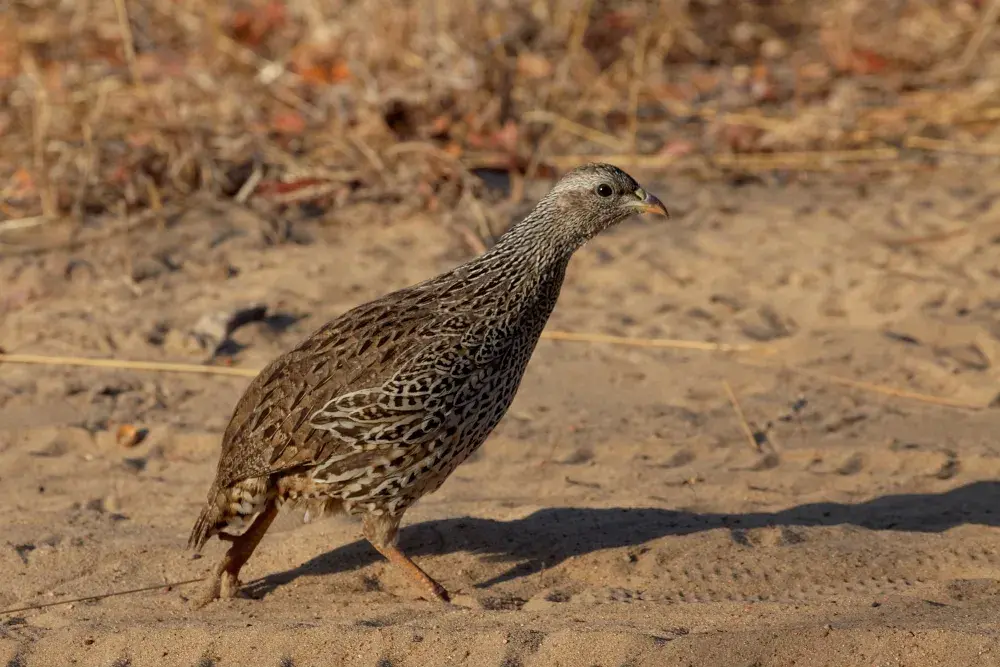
[3,168,1000,665]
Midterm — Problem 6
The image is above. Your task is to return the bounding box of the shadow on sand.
[245,481,1000,597]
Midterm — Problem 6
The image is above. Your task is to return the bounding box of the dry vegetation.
[1,0,1000,241]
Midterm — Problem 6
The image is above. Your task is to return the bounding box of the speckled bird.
[188,163,668,605]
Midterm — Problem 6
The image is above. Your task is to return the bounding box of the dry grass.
[1,335,988,411]
[1,0,1000,242]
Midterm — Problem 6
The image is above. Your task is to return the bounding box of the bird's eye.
[595,183,614,197]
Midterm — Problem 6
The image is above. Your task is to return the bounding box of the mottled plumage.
[189,163,668,605]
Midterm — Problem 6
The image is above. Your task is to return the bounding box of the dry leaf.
[271,111,307,135]
[126,131,156,148]
[466,121,518,153]
[652,83,698,104]
[717,123,763,153]
[690,71,721,96]
[229,0,286,46]
[255,178,328,196]
[848,49,888,75]
[135,52,186,82]
[296,59,351,85]
[659,139,696,158]
[429,115,453,137]
[493,121,519,154]
[751,64,777,102]
[330,61,351,83]
[116,424,148,448]
[516,53,553,79]
[10,168,35,197]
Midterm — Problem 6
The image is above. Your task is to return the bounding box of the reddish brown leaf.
[229,11,259,44]
[293,56,350,86]
[126,131,155,148]
[106,163,126,185]
[271,110,306,135]
[0,29,19,81]
[492,121,519,154]
[750,64,777,102]
[229,1,286,46]
[690,71,721,96]
[10,168,35,196]
[255,178,328,196]
[261,1,286,26]
[849,49,888,75]
[416,181,438,212]
[429,115,452,136]
[719,123,763,153]
[466,122,518,153]
[297,64,331,86]
[330,61,351,83]
[466,132,488,149]
[659,140,696,158]
[600,10,638,31]
[652,83,698,104]
[135,52,186,82]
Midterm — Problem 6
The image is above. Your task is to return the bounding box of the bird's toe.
[219,572,243,600]
[428,582,450,603]
[192,578,222,609]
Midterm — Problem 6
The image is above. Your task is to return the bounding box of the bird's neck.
[485,199,587,270]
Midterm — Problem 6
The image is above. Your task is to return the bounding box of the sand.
[2,168,1000,666]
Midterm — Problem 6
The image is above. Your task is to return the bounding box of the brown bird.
[188,163,668,605]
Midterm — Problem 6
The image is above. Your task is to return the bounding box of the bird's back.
[206,254,567,498]
[211,281,452,488]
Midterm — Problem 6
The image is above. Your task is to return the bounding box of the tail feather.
[188,501,222,552]
[188,477,273,551]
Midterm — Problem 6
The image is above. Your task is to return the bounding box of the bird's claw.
[192,572,242,608]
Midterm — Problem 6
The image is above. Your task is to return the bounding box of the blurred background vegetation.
[1,0,999,243]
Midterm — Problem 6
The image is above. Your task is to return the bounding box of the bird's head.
[491,163,669,263]
[530,163,668,248]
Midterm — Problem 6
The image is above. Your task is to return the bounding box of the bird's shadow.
[244,481,1000,598]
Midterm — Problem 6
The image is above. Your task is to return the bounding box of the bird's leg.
[363,512,449,602]
[194,499,279,608]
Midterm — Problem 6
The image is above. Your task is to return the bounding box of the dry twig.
[780,366,985,411]
[0,353,258,377]
[0,578,205,617]
[0,329,984,412]
[722,380,762,453]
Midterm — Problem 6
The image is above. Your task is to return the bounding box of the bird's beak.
[631,188,669,218]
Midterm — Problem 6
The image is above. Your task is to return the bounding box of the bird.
[187,163,668,606]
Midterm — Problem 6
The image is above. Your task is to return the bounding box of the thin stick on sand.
[0,332,766,378]
[539,330,768,353]
[722,380,762,453]
[0,353,259,378]
[782,366,985,411]
[0,332,985,410]
[0,578,206,616]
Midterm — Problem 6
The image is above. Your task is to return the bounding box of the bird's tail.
[188,500,222,552]
[187,478,272,551]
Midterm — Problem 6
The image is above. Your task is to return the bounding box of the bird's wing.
[213,287,516,488]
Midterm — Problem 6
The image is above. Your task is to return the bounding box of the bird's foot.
[192,571,242,608]
[424,579,450,603]
[192,577,221,609]
[220,571,243,599]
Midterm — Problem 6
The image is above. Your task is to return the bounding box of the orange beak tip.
[640,192,669,218]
